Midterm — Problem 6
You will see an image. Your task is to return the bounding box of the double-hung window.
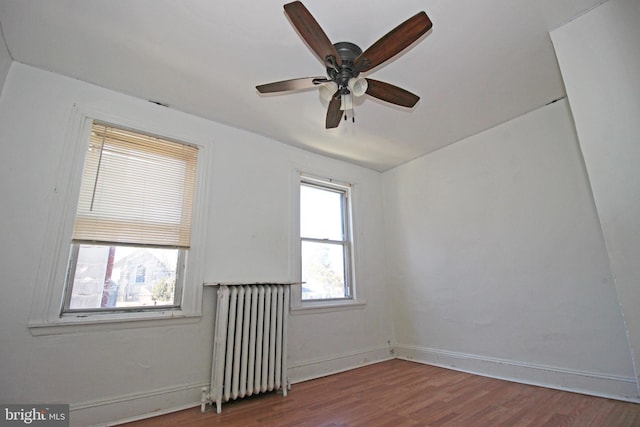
[299,175,353,301]
[62,122,198,313]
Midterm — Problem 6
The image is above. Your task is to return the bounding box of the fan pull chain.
[343,108,356,123]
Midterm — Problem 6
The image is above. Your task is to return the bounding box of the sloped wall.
[551,0,640,395]
[0,24,12,95]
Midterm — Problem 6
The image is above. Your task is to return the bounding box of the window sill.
[290,298,366,315]
[28,309,201,336]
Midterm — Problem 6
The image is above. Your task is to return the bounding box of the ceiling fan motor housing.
[328,42,364,94]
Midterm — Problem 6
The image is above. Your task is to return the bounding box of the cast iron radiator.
[201,283,293,413]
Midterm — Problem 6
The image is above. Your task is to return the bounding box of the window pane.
[67,244,179,310]
[301,241,347,300]
[300,184,344,240]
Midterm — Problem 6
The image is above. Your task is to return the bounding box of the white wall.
[0,64,391,426]
[551,0,640,393]
[0,24,12,94]
[382,98,639,400]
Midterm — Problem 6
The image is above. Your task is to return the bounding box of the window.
[299,175,353,301]
[61,122,198,313]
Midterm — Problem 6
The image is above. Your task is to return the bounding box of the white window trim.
[290,169,366,314]
[28,104,212,335]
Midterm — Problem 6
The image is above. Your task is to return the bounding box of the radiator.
[202,283,291,413]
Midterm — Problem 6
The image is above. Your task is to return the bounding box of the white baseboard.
[70,382,207,427]
[288,344,394,384]
[396,343,640,403]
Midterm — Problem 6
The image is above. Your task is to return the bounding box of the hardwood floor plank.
[120,359,640,427]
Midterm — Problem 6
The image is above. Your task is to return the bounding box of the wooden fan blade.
[256,77,328,94]
[325,96,343,129]
[354,11,432,73]
[365,78,420,108]
[284,1,342,67]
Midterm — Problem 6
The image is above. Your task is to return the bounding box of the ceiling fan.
[256,1,433,129]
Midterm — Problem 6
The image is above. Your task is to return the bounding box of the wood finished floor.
[120,359,640,426]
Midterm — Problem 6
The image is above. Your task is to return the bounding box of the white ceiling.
[0,0,607,171]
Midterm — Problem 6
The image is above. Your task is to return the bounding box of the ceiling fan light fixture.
[340,94,353,111]
[319,81,339,101]
[348,77,368,97]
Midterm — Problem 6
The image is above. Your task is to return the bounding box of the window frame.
[28,105,210,335]
[60,121,197,315]
[291,171,365,313]
[300,177,353,301]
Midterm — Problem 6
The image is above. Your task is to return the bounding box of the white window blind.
[72,122,198,248]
